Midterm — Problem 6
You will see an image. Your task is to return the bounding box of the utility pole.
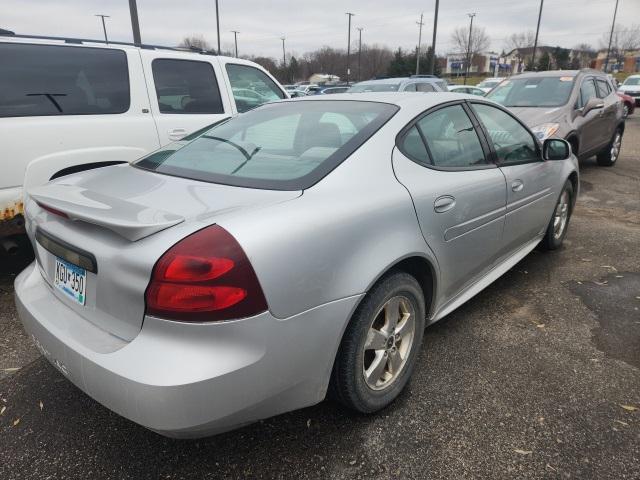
[604,0,620,73]
[281,37,287,82]
[464,13,476,85]
[215,0,221,54]
[531,0,544,70]
[357,27,363,81]
[429,0,439,75]
[95,14,110,44]
[416,13,424,75]
[346,13,355,85]
[128,0,141,45]
[231,30,239,57]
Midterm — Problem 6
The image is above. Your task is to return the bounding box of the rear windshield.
[135,100,398,190]
[623,77,640,86]
[487,76,575,107]
[0,43,130,117]
[348,82,401,93]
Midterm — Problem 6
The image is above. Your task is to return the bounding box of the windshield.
[487,76,575,107]
[623,77,640,86]
[135,100,398,190]
[348,82,401,93]
[477,80,500,89]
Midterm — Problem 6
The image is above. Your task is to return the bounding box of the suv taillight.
[145,225,267,321]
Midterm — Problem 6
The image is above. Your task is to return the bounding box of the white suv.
[0,34,287,240]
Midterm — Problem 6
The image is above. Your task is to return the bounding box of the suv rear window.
[0,43,130,117]
[152,59,224,114]
[135,100,398,190]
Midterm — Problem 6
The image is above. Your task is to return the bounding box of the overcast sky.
[2,0,638,58]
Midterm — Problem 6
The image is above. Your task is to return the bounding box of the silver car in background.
[15,93,578,438]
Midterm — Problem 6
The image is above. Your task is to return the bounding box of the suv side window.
[596,78,611,98]
[0,43,130,117]
[225,64,285,113]
[416,82,435,92]
[403,83,417,92]
[577,78,598,109]
[404,104,488,168]
[152,59,224,114]
[471,103,539,165]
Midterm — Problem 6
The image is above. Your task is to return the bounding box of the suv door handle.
[434,195,456,213]
[511,179,524,192]
[168,128,187,141]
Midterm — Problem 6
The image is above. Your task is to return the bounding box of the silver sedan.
[15,93,578,438]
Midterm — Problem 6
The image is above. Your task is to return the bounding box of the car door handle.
[434,195,456,213]
[168,128,187,141]
[511,180,524,192]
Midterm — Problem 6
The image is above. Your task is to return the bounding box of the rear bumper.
[15,263,361,438]
[0,186,25,236]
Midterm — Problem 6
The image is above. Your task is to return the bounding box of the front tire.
[330,272,426,413]
[541,180,573,250]
[596,128,622,166]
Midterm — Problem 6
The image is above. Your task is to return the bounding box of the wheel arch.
[565,132,579,157]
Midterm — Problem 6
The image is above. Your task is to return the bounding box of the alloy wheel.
[362,296,416,390]
[610,132,622,163]
[553,190,570,240]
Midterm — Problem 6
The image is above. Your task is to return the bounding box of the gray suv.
[487,69,624,166]
[347,76,448,93]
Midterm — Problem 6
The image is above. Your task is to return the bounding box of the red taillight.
[145,225,267,322]
[36,201,69,219]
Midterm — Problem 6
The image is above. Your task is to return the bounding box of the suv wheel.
[622,103,630,118]
[596,128,622,167]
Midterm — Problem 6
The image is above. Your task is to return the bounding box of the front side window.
[0,43,129,117]
[578,79,598,108]
[135,100,398,190]
[152,59,223,114]
[472,103,538,165]
[487,76,575,107]
[405,104,487,168]
[225,64,285,113]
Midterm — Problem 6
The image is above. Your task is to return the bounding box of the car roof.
[282,91,483,108]
[512,69,609,80]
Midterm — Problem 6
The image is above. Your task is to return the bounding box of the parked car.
[0,33,287,242]
[617,75,640,106]
[617,91,636,118]
[320,86,350,94]
[486,69,625,166]
[348,77,447,93]
[16,92,578,438]
[476,77,505,93]
[448,85,486,96]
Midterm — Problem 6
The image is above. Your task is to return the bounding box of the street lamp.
[464,13,476,85]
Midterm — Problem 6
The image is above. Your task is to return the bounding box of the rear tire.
[330,272,425,413]
[596,128,622,167]
[623,103,630,118]
[541,180,573,251]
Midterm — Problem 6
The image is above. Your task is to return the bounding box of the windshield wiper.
[201,135,262,174]
[26,93,67,113]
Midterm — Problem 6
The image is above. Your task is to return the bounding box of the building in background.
[593,49,640,73]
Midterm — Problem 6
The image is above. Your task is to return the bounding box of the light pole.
[416,13,424,75]
[346,12,355,85]
[215,0,221,54]
[464,13,476,85]
[281,37,287,82]
[429,0,439,75]
[95,14,110,44]
[604,0,620,73]
[128,0,141,45]
[531,0,544,70]
[356,27,363,81]
[231,30,239,57]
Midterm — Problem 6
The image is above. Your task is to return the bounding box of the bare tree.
[450,25,490,56]
[572,43,595,69]
[504,31,536,72]
[600,24,640,68]
[179,35,212,50]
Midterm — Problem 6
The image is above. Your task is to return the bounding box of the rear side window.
[417,83,435,92]
[152,59,224,114]
[0,43,130,117]
[225,64,285,113]
[596,79,611,98]
[403,83,417,92]
[404,104,487,168]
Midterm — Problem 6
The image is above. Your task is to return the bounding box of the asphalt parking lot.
[1,117,639,479]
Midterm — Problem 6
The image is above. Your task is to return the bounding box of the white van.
[0,33,287,241]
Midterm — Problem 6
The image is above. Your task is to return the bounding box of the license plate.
[54,258,87,305]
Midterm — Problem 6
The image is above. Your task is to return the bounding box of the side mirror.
[582,97,604,116]
[543,138,571,161]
